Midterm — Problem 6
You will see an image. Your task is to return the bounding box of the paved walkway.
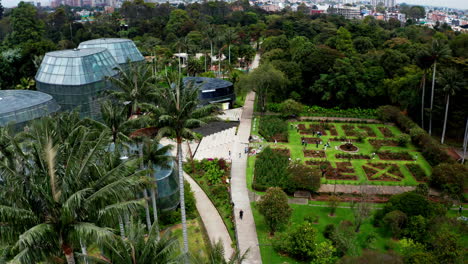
[231,91,262,264]
[184,173,234,260]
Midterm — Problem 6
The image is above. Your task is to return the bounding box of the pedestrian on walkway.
[239,209,244,220]
[274,139,277,145]
[239,152,241,158]
[229,150,231,157]
[460,205,463,215]
[316,140,319,148]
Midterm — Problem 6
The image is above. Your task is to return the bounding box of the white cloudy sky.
[2,0,468,9]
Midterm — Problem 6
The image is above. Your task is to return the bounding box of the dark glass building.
[78,38,144,67]
[35,48,119,119]
[184,77,235,109]
[0,90,60,129]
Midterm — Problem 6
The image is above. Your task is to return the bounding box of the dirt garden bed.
[329,125,338,136]
[342,124,357,136]
[272,148,291,156]
[304,150,326,158]
[405,164,428,182]
[339,143,359,152]
[378,127,394,137]
[271,134,288,142]
[369,139,399,147]
[358,126,377,137]
[301,137,321,144]
[336,153,371,159]
[329,137,357,142]
[377,151,413,161]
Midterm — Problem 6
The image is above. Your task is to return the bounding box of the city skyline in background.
[2,0,468,10]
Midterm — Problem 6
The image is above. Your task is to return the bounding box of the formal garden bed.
[405,164,429,182]
[184,158,236,241]
[249,116,432,190]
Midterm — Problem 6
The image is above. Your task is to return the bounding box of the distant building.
[328,6,361,19]
[371,0,395,8]
[184,77,236,110]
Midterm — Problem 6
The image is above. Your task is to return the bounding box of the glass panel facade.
[35,48,119,120]
[78,38,144,66]
[0,90,60,128]
[184,77,236,108]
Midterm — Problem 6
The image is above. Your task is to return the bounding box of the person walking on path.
[239,152,241,158]
[239,209,244,220]
[460,205,463,215]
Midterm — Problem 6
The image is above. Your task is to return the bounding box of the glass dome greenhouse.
[0,90,60,128]
[78,38,144,66]
[35,48,119,119]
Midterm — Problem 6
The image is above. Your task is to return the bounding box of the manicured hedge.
[258,116,288,142]
[376,105,453,166]
[253,147,289,191]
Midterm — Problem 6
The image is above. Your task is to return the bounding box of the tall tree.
[257,187,292,235]
[438,69,466,144]
[0,115,151,263]
[415,48,433,129]
[428,40,451,135]
[107,62,157,117]
[156,74,218,258]
[142,137,174,240]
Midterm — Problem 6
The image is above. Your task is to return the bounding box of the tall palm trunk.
[143,189,152,231]
[210,42,213,71]
[441,94,450,144]
[62,243,76,264]
[421,71,426,129]
[150,188,160,240]
[429,61,437,135]
[177,137,189,259]
[178,47,182,76]
[228,44,231,65]
[139,144,152,231]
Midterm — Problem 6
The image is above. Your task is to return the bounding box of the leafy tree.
[5,2,45,46]
[312,240,338,264]
[403,215,427,243]
[383,210,407,238]
[429,231,464,263]
[409,6,425,21]
[330,221,357,256]
[351,200,371,233]
[415,47,433,129]
[237,63,287,112]
[334,27,355,54]
[257,187,292,235]
[430,162,467,198]
[156,75,218,257]
[165,9,192,37]
[339,250,403,264]
[328,195,340,216]
[279,99,303,118]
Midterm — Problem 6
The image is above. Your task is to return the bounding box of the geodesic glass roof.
[35,48,119,86]
[0,90,60,127]
[78,38,144,65]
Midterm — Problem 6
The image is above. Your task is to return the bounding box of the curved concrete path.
[231,91,262,264]
[184,173,234,260]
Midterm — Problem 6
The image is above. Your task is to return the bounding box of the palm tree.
[428,40,451,135]
[415,48,433,129]
[224,28,237,66]
[438,68,466,144]
[156,74,219,259]
[191,240,249,264]
[107,62,158,117]
[0,116,152,263]
[142,137,174,240]
[85,222,180,264]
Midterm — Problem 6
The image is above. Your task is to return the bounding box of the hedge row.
[376,105,453,166]
[258,116,288,142]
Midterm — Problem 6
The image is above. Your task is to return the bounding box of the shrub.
[430,163,467,199]
[285,162,321,194]
[273,222,319,261]
[257,187,292,235]
[279,99,304,118]
[323,224,336,239]
[378,192,435,223]
[396,133,410,146]
[258,116,288,142]
[252,147,289,191]
[376,105,453,166]
[383,210,407,238]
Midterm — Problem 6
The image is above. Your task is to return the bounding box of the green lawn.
[252,203,392,264]
[170,218,209,259]
[247,120,432,191]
